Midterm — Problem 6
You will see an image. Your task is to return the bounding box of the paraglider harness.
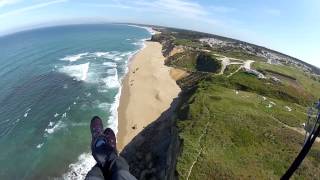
[282,100,320,179]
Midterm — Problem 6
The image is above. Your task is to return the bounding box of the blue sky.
[0,0,319,67]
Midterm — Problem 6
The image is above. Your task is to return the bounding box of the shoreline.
[117,40,181,150]
[62,26,156,179]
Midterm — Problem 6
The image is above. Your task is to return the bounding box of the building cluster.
[200,37,314,74]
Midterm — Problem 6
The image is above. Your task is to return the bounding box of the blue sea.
[0,24,151,179]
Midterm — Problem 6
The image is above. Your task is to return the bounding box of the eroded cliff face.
[120,35,181,180]
[120,98,181,180]
[120,33,207,180]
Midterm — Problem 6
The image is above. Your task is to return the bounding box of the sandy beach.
[117,41,181,150]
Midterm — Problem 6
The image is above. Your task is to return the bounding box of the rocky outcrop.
[150,34,175,57]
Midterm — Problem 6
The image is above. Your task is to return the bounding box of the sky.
[0,0,319,67]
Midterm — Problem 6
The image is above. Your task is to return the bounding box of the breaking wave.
[44,120,65,135]
[103,68,120,89]
[62,31,151,180]
[62,153,96,180]
[59,63,90,81]
[60,53,89,62]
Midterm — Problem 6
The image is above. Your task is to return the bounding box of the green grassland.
[253,62,320,99]
[176,78,320,179]
[166,51,222,73]
[173,60,320,179]
[151,28,320,179]
[173,38,203,49]
[211,48,267,62]
[216,71,313,106]
[224,64,241,76]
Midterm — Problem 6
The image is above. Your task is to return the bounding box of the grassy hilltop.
[151,26,320,179]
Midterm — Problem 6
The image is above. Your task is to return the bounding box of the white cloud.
[84,2,133,9]
[0,0,20,8]
[129,0,208,18]
[86,0,219,25]
[0,0,68,18]
[209,5,236,13]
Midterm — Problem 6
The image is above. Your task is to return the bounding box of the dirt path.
[243,60,255,70]
[215,54,255,76]
[269,116,320,143]
[186,122,210,180]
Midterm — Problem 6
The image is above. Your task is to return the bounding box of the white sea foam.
[24,108,31,118]
[114,57,122,61]
[62,34,149,179]
[59,63,90,81]
[102,62,117,68]
[93,52,108,57]
[0,119,10,125]
[54,113,59,118]
[44,121,65,134]
[36,143,44,149]
[62,153,96,180]
[49,121,54,127]
[62,112,67,118]
[61,53,89,62]
[108,86,121,135]
[92,51,121,60]
[98,102,110,110]
[103,69,120,89]
[106,68,117,75]
[132,38,149,48]
[127,24,156,35]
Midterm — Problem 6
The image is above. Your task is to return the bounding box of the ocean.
[0,24,152,179]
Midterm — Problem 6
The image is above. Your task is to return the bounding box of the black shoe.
[90,116,104,140]
[90,116,117,168]
[103,128,116,150]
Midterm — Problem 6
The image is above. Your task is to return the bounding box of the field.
[224,64,241,76]
[150,27,320,179]
[176,76,320,179]
[253,62,320,99]
[174,57,320,179]
[166,51,222,73]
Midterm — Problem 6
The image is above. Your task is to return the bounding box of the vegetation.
[150,26,320,179]
[224,64,241,76]
[176,78,320,179]
[253,62,320,99]
[166,51,221,73]
[211,48,267,62]
[173,38,202,49]
[216,72,312,106]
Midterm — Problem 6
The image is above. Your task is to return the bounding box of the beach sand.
[117,41,181,150]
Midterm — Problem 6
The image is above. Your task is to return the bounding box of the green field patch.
[166,51,222,73]
[176,82,320,179]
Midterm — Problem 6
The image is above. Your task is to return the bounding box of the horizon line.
[0,21,318,69]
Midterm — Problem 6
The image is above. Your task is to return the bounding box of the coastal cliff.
[120,31,209,180]
[120,26,320,179]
